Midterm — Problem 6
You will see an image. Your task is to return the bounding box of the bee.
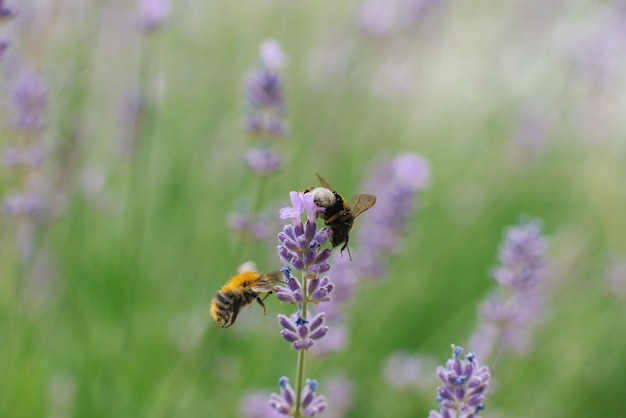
[307,173,376,259]
[210,270,282,328]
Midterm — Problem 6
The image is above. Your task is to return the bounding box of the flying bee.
[307,173,376,260]
[210,270,282,328]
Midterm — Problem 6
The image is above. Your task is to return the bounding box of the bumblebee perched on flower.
[307,173,376,259]
[210,270,282,328]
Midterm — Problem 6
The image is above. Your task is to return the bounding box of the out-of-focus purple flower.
[0,0,16,21]
[383,352,438,390]
[260,39,287,69]
[3,192,42,217]
[354,153,430,278]
[492,220,548,291]
[565,5,626,89]
[270,377,327,417]
[359,0,445,37]
[227,211,271,240]
[469,219,549,359]
[244,148,283,176]
[0,40,8,60]
[11,69,48,131]
[138,0,170,32]
[245,40,288,138]
[241,391,285,418]
[3,145,45,168]
[428,346,491,418]
[321,374,353,418]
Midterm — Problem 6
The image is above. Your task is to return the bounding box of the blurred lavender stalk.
[314,153,430,354]
[228,40,288,249]
[468,219,549,363]
[3,67,48,264]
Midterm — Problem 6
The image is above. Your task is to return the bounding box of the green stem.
[293,271,308,417]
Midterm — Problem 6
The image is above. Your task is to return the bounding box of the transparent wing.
[250,271,283,292]
[316,173,333,190]
[350,194,376,218]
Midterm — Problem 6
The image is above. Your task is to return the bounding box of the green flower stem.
[293,272,308,418]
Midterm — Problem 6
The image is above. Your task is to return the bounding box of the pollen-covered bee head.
[309,187,338,209]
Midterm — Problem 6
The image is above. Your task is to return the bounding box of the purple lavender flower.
[278,192,331,274]
[244,40,288,138]
[469,219,549,359]
[3,145,45,169]
[270,377,327,417]
[3,192,42,218]
[241,391,285,418]
[277,311,329,350]
[0,0,16,21]
[227,211,271,240]
[0,40,8,60]
[11,69,48,131]
[244,148,283,176]
[429,346,491,418]
[138,0,170,32]
[260,39,288,69]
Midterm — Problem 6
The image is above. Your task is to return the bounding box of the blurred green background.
[1,1,626,417]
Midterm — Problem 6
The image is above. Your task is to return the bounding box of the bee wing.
[349,194,376,218]
[250,271,282,292]
[316,173,333,189]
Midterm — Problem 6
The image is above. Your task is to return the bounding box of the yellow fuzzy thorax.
[221,271,260,293]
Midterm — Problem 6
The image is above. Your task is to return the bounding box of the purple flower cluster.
[270,377,327,417]
[11,69,48,131]
[469,219,549,360]
[0,0,16,21]
[428,346,491,418]
[277,192,332,275]
[137,0,170,33]
[314,153,430,354]
[244,39,288,139]
[277,311,329,350]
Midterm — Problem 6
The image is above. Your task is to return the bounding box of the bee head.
[310,187,336,208]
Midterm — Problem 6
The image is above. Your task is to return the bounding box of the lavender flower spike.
[245,40,288,137]
[429,345,491,418]
[269,377,327,417]
[11,69,48,131]
[469,218,549,359]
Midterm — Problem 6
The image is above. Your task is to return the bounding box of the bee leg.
[340,238,352,261]
[255,296,267,315]
[224,300,242,328]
